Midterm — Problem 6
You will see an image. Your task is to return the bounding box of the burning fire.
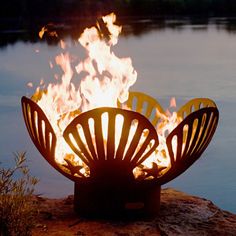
[31,13,182,179]
[133,98,182,179]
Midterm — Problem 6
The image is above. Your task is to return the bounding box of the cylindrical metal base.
[74,180,160,218]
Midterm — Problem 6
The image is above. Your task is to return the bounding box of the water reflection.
[2,17,236,49]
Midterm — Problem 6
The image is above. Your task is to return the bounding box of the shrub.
[0,152,38,236]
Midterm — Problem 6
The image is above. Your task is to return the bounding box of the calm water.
[1,21,236,213]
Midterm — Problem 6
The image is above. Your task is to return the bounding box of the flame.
[39,26,47,39]
[154,109,182,169]
[60,40,66,49]
[39,25,58,39]
[33,13,137,177]
[133,101,182,179]
[27,82,33,88]
[32,13,182,179]
[76,13,137,111]
[49,61,54,69]
[155,97,180,170]
[170,97,176,108]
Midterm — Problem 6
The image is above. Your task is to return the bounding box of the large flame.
[32,13,182,179]
[76,14,137,111]
[33,13,137,176]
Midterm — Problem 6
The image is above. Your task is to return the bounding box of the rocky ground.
[32,188,236,236]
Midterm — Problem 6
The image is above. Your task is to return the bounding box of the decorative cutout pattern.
[21,96,80,181]
[22,96,56,160]
[118,91,165,127]
[22,94,219,185]
[63,107,159,179]
[158,107,219,185]
[177,98,217,119]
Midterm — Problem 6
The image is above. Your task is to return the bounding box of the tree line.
[1,0,236,19]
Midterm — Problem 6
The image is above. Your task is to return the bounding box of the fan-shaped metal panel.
[118,91,165,128]
[63,107,159,179]
[158,107,219,185]
[22,96,56,160]
[177,98,217,119]
[21,96,80,182]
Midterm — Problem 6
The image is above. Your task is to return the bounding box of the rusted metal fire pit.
[21,91,219,218]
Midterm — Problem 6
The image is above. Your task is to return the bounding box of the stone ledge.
[32,188,236,236]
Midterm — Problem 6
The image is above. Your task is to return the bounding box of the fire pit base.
[74,181,160,218]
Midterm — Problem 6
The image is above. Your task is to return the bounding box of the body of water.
[1,20,236,213]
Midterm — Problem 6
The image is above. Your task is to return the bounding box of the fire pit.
[21,92,218,217]
[21,13,219,217]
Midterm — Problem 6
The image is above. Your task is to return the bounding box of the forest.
[1,0,236,20]
[1,0,236,34]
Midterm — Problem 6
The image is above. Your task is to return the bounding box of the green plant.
[0,152,38,236]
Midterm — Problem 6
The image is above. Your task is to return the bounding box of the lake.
[1,18,236,213]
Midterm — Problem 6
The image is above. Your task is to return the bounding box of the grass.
[0,152,38,236]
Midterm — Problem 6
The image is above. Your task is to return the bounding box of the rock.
[32,188,236,236]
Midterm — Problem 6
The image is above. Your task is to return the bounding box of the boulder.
[33,188,236,236]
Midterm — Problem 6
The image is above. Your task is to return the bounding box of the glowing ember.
[31,13,182,179]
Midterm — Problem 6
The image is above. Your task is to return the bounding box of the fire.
[76,13,137,111]
[32,13,137,176]
[27,82,33,88]
[133,98,182,179]
[39,25,58,39]
[154,109,181,169]
[155,98,181,168]
[31,13,182,179]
